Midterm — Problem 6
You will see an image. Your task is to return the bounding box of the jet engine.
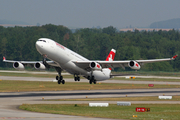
[89,62,102,70]
[128,61,141,70]
[34,62,46,70]
[13,62,24,70]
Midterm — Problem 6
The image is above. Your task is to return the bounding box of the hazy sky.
[0,0,180,28]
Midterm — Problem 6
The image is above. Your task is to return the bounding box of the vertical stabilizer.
[106,49,116,61]
[105,49,116,71]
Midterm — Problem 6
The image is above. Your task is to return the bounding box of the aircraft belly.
[93,69,111,81]
[61,61,89,76]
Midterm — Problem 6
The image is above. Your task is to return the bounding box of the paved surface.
[1,75,180,85]
[0,71,180,120]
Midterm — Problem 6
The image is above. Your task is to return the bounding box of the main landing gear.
[74,74,80,81]
[88,76,96,84]
[55,67,65,84]
[56,75,65,84]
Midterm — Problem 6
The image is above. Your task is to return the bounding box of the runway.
[1,76,180,85]
[0,74,180,120]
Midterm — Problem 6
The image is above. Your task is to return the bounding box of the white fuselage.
[35,38,111,81]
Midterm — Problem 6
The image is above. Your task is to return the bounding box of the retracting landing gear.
[74,74,80,81]
[55,67,65,84]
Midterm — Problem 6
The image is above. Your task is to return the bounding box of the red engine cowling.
[128,61,141,70]
[89,62,102,70]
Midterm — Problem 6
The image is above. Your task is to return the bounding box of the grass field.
[19,104,180,120]
[0,80,179,92]
[113,77,180,82]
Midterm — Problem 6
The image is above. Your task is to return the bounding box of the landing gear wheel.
[89,76,95,84]
[58,80,61,84]
[56,76,59,80]
[89,80,92,84]
[77,77,80,81]
[74,75,80,82]
[62,80,65,84]
[93,80,96,84]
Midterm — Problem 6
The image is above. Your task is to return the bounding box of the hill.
[150,18,180,29]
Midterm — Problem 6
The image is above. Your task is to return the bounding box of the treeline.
[0,24,180,71]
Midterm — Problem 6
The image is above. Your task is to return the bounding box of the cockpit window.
[38,40,46,42]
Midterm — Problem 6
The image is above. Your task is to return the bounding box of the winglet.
[171,55,178,60]
[3,56,6,61]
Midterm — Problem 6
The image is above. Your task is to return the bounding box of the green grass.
[0,80,179,92]
[48,96,180,101]
[19,104,180,120]
[112,71,180,77]
[112,77,180,82]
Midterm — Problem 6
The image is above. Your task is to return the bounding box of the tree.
[102,26,117,35]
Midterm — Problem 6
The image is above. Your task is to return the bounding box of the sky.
[0,0,180,28]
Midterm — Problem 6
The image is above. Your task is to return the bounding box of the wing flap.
[72,61,91,70]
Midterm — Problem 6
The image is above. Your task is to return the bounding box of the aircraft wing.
[3,56,59,67]
[73,55,178,70]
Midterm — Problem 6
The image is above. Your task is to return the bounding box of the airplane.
[3,38,178,84]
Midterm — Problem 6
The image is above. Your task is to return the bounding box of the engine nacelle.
[89,62,102,70]
[13,62,24,70]
[128,61,141,70]
[34,62,46,70]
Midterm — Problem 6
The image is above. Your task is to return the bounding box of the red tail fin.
[106,49,116,61]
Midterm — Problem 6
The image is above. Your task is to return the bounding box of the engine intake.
[34,62,46,70]
[89,62,102,70]
[128,61,140,70]
[13,62,24,70]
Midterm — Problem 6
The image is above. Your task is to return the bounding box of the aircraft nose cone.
[36,41,44,53]
[36,41,40,49]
